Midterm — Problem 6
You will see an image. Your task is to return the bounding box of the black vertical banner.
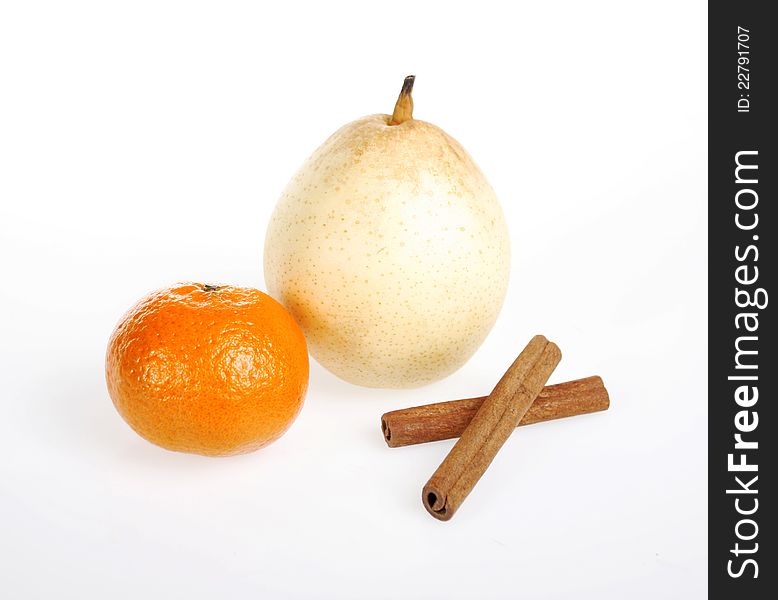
[709,3,776,598]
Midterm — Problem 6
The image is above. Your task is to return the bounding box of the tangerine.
[105,283,309,456]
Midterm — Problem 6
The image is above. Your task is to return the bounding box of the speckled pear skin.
[264,114,510,388]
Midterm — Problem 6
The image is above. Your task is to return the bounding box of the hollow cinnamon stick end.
[422,483,453,521]
[381,415,397,447]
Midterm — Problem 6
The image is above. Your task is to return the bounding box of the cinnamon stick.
[382,376,608,447]
[422,335,561,521]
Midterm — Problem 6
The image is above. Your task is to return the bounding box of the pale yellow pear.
[264,77,510,388]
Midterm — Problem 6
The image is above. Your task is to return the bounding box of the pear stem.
[389,75,415,125]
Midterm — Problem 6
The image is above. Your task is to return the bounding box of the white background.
[0,1,707,598]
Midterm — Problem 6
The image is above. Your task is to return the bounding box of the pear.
[264,76,510,388]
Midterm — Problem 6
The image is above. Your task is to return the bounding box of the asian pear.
[264,76,510,388]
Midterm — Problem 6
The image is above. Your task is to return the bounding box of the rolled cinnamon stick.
[422,335,561,521]
[382,376,609,447]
